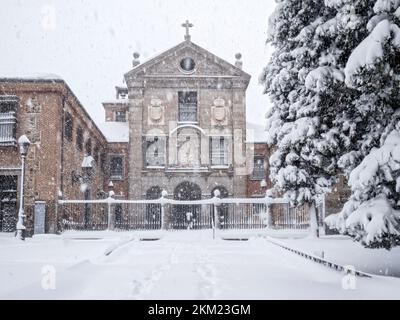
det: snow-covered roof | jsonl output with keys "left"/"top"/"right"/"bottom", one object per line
{"left": 102, "top": 100, "right": 129, "bottom": 105}
{"left": 0, "top": 73, "right": 63, "bottom": 81}
{"left": 98, "top": 121, "right": 129, "bottom": 143}
{"left": 125, "top": 40, "right": 251, "bottom": 82}
{"left": 246, "top": 122, "right": 267, "bottom": 143}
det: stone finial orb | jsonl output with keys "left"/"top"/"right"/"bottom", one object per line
{"left": 133, "top": 52, "right": 140, "bottom": 59}
{"left": 161, "top": 189, "right": 168, "bottom": 198}
{"left": 235, "top": 53, "right": 242, "bottom": 60}
{"left": 213, "top": 189, "right": 221, "bottom": 197}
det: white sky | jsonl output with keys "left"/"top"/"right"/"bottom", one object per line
{"left": 0, "top": 0, "right": 275, "bottom": 128}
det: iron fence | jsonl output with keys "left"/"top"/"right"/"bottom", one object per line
{"left": 58, "top": 195, "right": 311, "bottom": 232}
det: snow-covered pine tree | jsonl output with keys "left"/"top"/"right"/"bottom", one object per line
{"left": 261, "top": 0, "right": 372, "bottom": 235}
{"left": 261, "top": 0, "right": 341, "bottom": 237}
{"left": 325, "top": 0, "right": 400, "bottom": 249}
{"left": 326, "top": 120, "right": 400, "bottom": 248}
{"left": 306, "top": 0, "right": 376, "bottom": 177}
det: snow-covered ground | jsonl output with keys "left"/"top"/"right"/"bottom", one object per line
{"left": 275, "top": 234, "right": 400, "bottom": 277}
{"left": 0, "top": 230, "right": 399, "bottom": 300}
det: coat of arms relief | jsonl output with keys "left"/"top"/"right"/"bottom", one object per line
{"left": 148, "top": 98, "right": 165, "bottom": 125}
{"left": 211, "top": 97, "right": 228, "bottom": 126}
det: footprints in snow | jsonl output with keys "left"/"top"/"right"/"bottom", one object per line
{"left": 129, "top": 243, "right": 220, "bottom": 299}
{"left": 130, "top": 244, "right": 180, "bottom": 299}
{"left": 195, "top": 246, "right": 219, "bottom": 299}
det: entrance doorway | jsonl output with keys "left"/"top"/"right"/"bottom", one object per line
{"left": 0, "top": 176, "right": 18, "bottom": 232}
{"left": 172, "top": 181, "right": 202, "bottom": 229}
{"left": 146, "top": 186, "right": 162, "bottom": 229}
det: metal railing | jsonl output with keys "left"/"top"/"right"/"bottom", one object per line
{"left": 58, "top": 194, "right": 310, "bottom": 232}
{"left": 178, "top": 103, "right": 197, "bottom": 122}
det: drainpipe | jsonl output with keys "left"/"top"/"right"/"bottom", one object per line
{"left": 56, "top": 96, "right": 66, "bottom": 233}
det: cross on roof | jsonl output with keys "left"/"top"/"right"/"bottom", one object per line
{"left": 182, "top": 20, "right": 193, "bottom": 41}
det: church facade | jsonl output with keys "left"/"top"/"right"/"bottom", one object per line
{"left": 121, "top": 34, "right": 251, "bottom": 201}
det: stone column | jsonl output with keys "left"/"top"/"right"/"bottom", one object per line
{"left": 128, "top": 87, "right": 144, "bottom": 199}
{"left": 232, "top": 88, "right": 247, "bottom": 197}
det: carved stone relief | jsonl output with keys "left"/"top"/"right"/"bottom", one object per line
{"left": 211, "top": 97, "right": 228, "bottom": 126}
{"left": 148, "top": 98, "right": 165, "bottom": 125}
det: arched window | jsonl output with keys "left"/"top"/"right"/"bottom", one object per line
{"left": 146, "top": 186, "right": 162, "bottom": 199}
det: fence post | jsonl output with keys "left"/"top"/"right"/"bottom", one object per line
{"left": 160, "top": 190, "right": 168, "bottom": 230}
{"left": 212, "top": 189, "right": 221, "bottom": 239}
{"left": 107, "top": 190, "right": 115, "bottom": 231}
{"left": 264, "top": 190, "right": 273, "bottom": 228}
{"left": 57, "top": 196, "right": 64, "bottom": 233}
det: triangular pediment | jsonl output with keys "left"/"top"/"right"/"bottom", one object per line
{"left": 124, "top": 40, "right": 250, "bottom": 81}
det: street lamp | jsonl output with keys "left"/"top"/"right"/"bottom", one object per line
{"left": 107, "top": 181, "right": 115, "bottom": 199}
{"left": 260, "top": 179, "right": 267, "bottom": 193}
{"left": 16, "top": 135, "right": 31, "bottom": 240}
{"left": 80, "top": 155, "right": 95, "bottom": 228}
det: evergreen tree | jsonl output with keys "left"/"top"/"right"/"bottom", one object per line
{"left": 308, "top": 0, "right": 376, "bottom": 177}
{"left": 262, "top": 0, "right": 363, "bottom": 236}
{"left": 325, "top": 0, "right": 400, "bottom": 248}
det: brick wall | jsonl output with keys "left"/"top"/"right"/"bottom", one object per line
{"left": 246, "top": 142, "right": 272, "bottom": 197}
{"left": 0, "top": 79, "right": 108, "bottom": 235}
{"left": 103, "top": 102, "right": 128, "bottom": 122}
{"left": 107, "top": 142, "right": 129, "bottom": 198}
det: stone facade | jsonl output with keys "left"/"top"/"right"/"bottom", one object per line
{"left": 123, "top": 39, "right": 251, "bottom": 200}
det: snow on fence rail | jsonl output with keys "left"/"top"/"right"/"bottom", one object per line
{"left": 266, "top": 237, "right": 372, "bottom": 278}
{"left": 58, "top": 194, "right": 310, "bottom": 231}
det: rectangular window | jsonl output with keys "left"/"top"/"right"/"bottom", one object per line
{"left": 252, "top": 156, "right": 265, "bottom": 180}
{"left": 115, "top": 110, "right": 126, "bottom": 122}
{"left": 110, "top": 155, "right": 124, "bottom": 179}
{"left": 76, "top": 126, "right": 83, "bottom": 151}
{"left": 85, "top": 138, "right": 92, "bottom": 155}
{"left": 93, "top": 146, "right": 99, "bottom": 164}
{"left": 100, "top": 153, "right": 107, "bottom": 172}
{"left": 178, "top": 91, "right": 197, "bottom": 122}
{"left": 64, "top": 112, "right": 73, "bottom": 141}
{"left": 144, "top": 136, "right": 166, "bottom": 167}
{"left": 211, "top": 136, "right": 228, "bottom": 166}
{"left": 0, "top": 96, "right": 18, "bottom": 146}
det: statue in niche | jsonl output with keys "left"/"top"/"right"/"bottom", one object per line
{"left": 177, "top": 129, "right": 201, "bottom": 167}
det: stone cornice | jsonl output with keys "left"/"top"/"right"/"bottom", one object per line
{"left": 127, "top": 77, "right": 249, "bottom": 90}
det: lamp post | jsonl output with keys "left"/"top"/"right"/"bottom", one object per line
{"left": 16, "top": 135, "right": 31, "bottom": 240}
{"left": 81, "top": 155, "right": 94, "bottom": 228}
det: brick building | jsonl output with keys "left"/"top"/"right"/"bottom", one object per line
{"left": 98, "top": 87, "right": 130, "bottom": 199}
{"left": 0, "top": 77, "right": 108, "bottom": 234}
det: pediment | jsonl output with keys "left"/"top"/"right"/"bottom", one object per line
{"left": 125, "top": 41, "right": 250, "bottom": 81}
